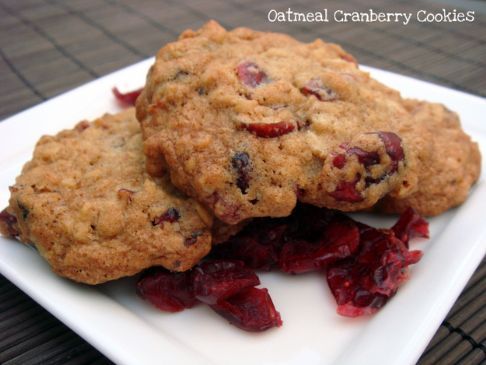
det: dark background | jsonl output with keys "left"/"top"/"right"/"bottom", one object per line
{"left": 0, "top": 0, "right": 485, "bottom": 364}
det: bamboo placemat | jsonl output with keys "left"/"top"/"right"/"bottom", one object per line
{"left": 0, "top": 0, "right": 485, "bottom": 364}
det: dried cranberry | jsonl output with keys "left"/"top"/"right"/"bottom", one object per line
{"left": 152, "top": 207, "right": 180, "bottom": 226}
{"left": 279, "top": 218, "right": 360, "bottom": 274}
{"left": 209, "top": 204, "right": 427, "bottom": 319}
{"left": 136, "top": 268, "right": 197, "bottom": 312}
{"left": 211, "top": 287, "right": 282, "bottom": 332}
{"left": 236, "top": 61, "right": 268, "bottom": 87}
{"left": 231, "top": 152, "right": 251, "bottom": 194}
{"left": 112, "top": 87, "right": 143, "bottom": 106}
{"left": 330, "top": 176, "right": 363, "bottom": 202}
{"left": 392, "top": 207, "right": 429, "bottom": 246}
{"left": 300, "top": 78, "right": 337, "bottom": 101}
{"left": 212, "top": 218, "right": 300, "bottom": 271}
{"left": 214, "top": 234, "right": 279, "bottom": 271}
{"left": 212, "top": 205, "right": 337, "bottom": 270}
{"left": 0, "top": 208, "right": 19, "bottom": 237}
{"left": 326, "top": 223, "right": 422, "bottom": 317}
{"left": 343, "top": 145, "right": 380, "bottom": 168}
{"left": 377, "top": 132, "right": 404, "bottom": 173}
{"left": 242, "top": 121, "right": 295, "bottom": 138}
{"left": 193, "top": 260, "right": 260, "bottom": 305}
{"left": 332, "top": 154, "right": 346, "bottom": 169}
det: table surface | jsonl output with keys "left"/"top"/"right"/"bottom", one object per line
{"left": 0, "top": 0, "right": 485, "bottom": 364}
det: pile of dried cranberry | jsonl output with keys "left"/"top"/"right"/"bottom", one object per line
{"left": 137, "top": 204, "right": 428, "bottom": 331}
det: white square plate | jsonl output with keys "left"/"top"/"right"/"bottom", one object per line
{"left": 0, "top": 59, "right": 485, "bottom": 365}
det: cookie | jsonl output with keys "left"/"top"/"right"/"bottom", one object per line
{"left": 137, "top": 21, "right": 418, "bottom": 224}
{"left": 0, "top": 109, "right": 216, "bottom": 284}
{"left": 376, "top": 100, "right": 481, "bottom": 216}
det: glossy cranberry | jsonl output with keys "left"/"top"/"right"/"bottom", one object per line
{"left": 213, "top": 227, "right": 282, "bottom": 271}
{"left": 326, "top": 222, "right": 422, "bottom": 317}
{"left": 211, "top": 287, "right": 282, "bottom": 331}
{"left": 0, "top": 209, "right": 18, "bottom": 237}
{"left": 279, "top": 218, "right": 360, "bottom": 274}
{"left": 212, "top": 205, "right": 338, "bottom": 270}
{"left": 392, "top": 207, "right": 429, "bottom": 246}
{"left": 152, "top": 207, "right": 180, "bottom": 226}
{"left": 236, "top": 61, "right": 268, "bottom": 87}
{"left": 332, "top": 154, "right": 346, "bottom": 169}
{"left": 112, "top": 87, "right": 143, "bottom": 106}
{"left": 136, "top": 268, "right": 197, "bottom": 312}
{"left": 300, "top": 78, "right": 337, "bottom": 101}
{"left": 231, "top": 152, "right": 251, "bottom": 194}
{"left": 377, "top": 132, "right": 404, "bottom": 173}
{"left": 193, "top": 260, "right": 260, "bottom": 305}
{"left": 330, "top": 176, "right": 363, "bottom": 202}
{"left": 343, "top": 146, "right": 380, "bottom": 167}
{"left": 243, "top": 121, "right": 295, "bottom": 138}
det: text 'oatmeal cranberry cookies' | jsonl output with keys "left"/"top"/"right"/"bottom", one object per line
{"left": 377, "top": 100, "right": 481, "bottom": 216}
{"left": 0, "top": 109, "right": 217, "bottom": 284}
{"left": 137, "top": 21, "right": 420, "bottom": 224}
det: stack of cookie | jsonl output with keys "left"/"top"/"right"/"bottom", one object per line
{"left": 0, "top": 21, "right": 480, "bottom": 284}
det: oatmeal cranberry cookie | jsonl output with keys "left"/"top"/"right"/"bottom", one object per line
{"left": 376, "top": 100, "right": 481, "bottom": 216}
{"left": 137, "top": 21, "right": 418, "bottom": 224}
{"left": 0, "top": 109, "right": 216, "bottom": 284}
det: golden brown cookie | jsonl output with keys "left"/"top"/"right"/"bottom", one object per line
{"left": 376, "top": 100, "right": 481, "bottom": 216}
{"left": 137, "top": 21, "right": 419, "bottom": 224}
{"left": 0, "top": 109, "right": 215, "bottom": 284}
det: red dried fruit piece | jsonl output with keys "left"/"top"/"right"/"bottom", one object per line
{"left": 136, "top": 268, "right": 197, "bottom": 312}
{"left": 243, "top": 121, "right": 295, "bottom": 138}
{"left": 332, "top": 154, "right": 346, "bottom": 169}
{"left": 326, "top": 223, "right": 422, "bottom": 317}
{"left": 330, "top": 176, "right": 363, "bottom": 202}
{"left": 212, "top": 205, "right": 337, "bottom": 270}
{"left": 112, "top": 87, "right": 143, "bottom": 106}
{"left": 215, "top": 234, "right": 279, "bottom": 271}
{"left": 279, "top": 218, "right": 360, "bottom": 274}
{"left": 153, "top": 207, "right": 180, "bottom": 226}
{"left": 335, "top": 292, "right": 388, "bottom": 317}
{"left": 300, "top": 78, "right": 337, "bottom": 101}
{"left": 211, "top": 287, "right": 282, "bottom": 332}
{"left": 343, "top": 145, "right": 380, "bottom": 168}
{"left": 377, "top": 132, "right": 404, "bottom": 173}
{"left": 236, "top": 61, "right": 268, "bottom": 87}
{"left": 0, "top": 208, "right": 19, "bottom": 237}
{"left": 193, "top": 260, "right": 260, "bottom": 305}
{"left": 231, "top": 152, "right": 251, "bottom": 194}
{"left": 392, "top": 207, "right": 429, "bottom": 246}
{"left": 213, "top": 221, "right": 292, "bottom": 271}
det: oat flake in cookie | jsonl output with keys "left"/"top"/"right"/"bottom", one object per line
{"left": 0, "top": 109, "right": 214, "bottom": 284}
{"left": 137, "top": 21, "right": 419, "bottom": 224}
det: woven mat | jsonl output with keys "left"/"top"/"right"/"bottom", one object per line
{"left": 0, "top": 0, "right": 485, "bottom": 364}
